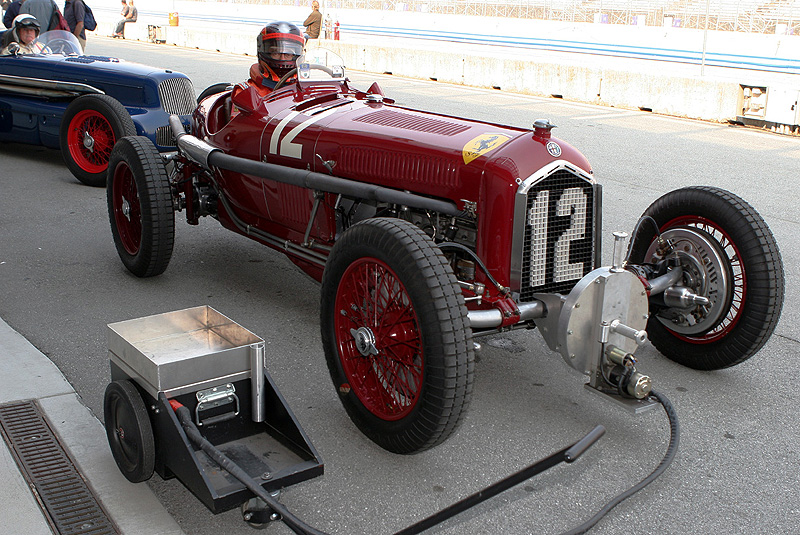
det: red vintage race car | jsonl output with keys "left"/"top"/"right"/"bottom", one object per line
{"left": 106, "top": 50, "right": 784, "bottom": 454}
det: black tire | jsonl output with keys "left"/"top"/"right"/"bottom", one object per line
{"left": 320, "top": 218, "right": 474, "bottom": 454}
{"left": 107, "top": 136, "right": 175, "bottom": 277}
{"left": 197, "top": 82, "right": 232, "bottom": 103}
{"left": 59, "top": 94, "right": 137, "bottom": 187}
{"left": 628, "top": 186, "right": 784, "bottom": 370}
{"left": 104, "top": 380, "right": 155, "bottom": 483}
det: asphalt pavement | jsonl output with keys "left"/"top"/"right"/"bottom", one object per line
{"left": 2, "top": 22, "right": 799, "bottom": 535}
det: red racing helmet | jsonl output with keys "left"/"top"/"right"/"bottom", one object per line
{"left": 256, "top": 21, "right": 304, "bottom": 77}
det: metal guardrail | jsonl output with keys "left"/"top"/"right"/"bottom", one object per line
{"left": 337, "top": 23, "right": 800, "bottom": 74}
{"left": 216, "top": 0, "right": 800, "bottom": 34}
{"left": 104, "top": 4, "right": 799, "bottom": 75}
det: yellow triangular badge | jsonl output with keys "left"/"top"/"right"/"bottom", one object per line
{"left": 462, "top": 134, "right": 510, "bottom": 164}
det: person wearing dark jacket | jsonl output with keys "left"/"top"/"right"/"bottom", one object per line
{"left": 3, "top": 0, "right": 24, "bottom": 29}
{"left": 64, "top": 0, "right": 85, "bottom": 50}
{"left": 19, "top": 0, "right": 53, "bottom": 31}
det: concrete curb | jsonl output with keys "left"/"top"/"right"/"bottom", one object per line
{"left": 0, "top": 318, "right": 184, "bottom": 535}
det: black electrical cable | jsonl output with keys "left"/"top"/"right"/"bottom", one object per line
{"left": 172, "top": 390, "right": 677, "bottom": 535}
{"left": 624, "top": 215, "right": 662, "bottom": 263}
{"left": 172, "top": 404, "right": 330, "bottom": 535}
{"left": 438, "top": 241, "right": 509, "bottom": 296}
{"left": 558, "top": 390, "right": 680, "bottom": 535}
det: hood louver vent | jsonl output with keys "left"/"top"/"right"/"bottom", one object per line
{"left": 340, "top": 147, "right": 459, "bottom": 187}
{"left": 354, "top": 109, "right": 469, "bottom": 136}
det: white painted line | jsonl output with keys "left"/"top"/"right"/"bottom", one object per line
{"left": 573, "top": 111, "right": 641, "bottom": 120}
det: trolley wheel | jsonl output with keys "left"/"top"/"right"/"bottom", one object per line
{"left": 241, "top": 494, "right": 281, "bottom": 528}
{"left": 104, "top": 380, "right": 155, "bottom": 483}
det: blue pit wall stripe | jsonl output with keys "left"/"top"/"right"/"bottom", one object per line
{"left": 117, "top": 9, "right": 800, "bottom": 75}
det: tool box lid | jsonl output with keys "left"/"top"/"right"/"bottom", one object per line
{"left": 107, "top": 306, "right": 263, "bottom": 398}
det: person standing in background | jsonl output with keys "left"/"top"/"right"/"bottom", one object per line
{"left": 3, "top": 0, "right": 25, "bottom": 29}
{"left": 303, "top": 0, "right": 321, "bottom": 42}
{"left": 64, "top": 0, "right": 85, "bottom": 51}
{"left": 19, "top": 0, "right": 53, "bottom": 31}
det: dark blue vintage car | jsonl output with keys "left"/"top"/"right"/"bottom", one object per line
{"left": 0, "top": 30, "right": 195, "bottom": 186}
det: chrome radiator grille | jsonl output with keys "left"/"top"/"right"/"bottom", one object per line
{"left": 517, "top": 167, "right": 597, "bottom": 302}
{"left": 155, "top": 125, "right": 173, "bottom": 147}
{"left": 157, "top": 77, "right": 196, "bottom": 115}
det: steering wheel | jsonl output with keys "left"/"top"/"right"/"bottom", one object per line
{"left": 41, "top": 39, "right": 73, "bottom": 55}
{"left": 272, "top": 64, "right": 338, "bottom": 91}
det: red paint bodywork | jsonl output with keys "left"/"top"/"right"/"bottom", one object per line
{"left": 192, "top": 79, "right": 592, "bottom": 299}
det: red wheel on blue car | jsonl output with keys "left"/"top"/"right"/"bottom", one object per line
{"left": 107, "top": 136, "right": 174, "bottom": 278}
{"left": 320, "top": 218, "right": 474, "bottom": 454}
{"left": 60, "top": 94, "right": 136, "bottom": 187}
{"left": 628, "top": 186, "right": 784, "bottom": 370}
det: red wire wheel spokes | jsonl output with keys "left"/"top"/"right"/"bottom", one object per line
{"left": 334, "top": 257, "right": 423, "bottom": 421}
{"left": 60, "top": 95, "right": 136, "bottom": 187}
{"left": 106, "top": 136, "right": 175, "bottom": 278}
{"left": 628, "top": 186, "right": 784, "bottom": 370}
{"left": 67, "top": 109, "right": 117, "bottom": 174}
{"left": 110, "top": 160, "right": 142, "bottom": 256}
{"left": 321, "top": 218, "right": 473, "bottom": 453}
{"left": 659, "top": 215, "right": 744, "bottom": 344}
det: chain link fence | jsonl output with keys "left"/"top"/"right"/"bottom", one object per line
{"left": 229, "top": 0, "right": 799, "bottom": 34}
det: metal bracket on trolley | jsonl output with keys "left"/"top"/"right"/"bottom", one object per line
{"left": 195, "top": 383, "right": 239, "bottom": 426}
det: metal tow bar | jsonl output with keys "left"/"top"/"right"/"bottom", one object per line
{"left": 170, "top": 398, "right": 604, "bottom": 535}
{"left": 394, "top": 425, "right": 606, "bottom": 535}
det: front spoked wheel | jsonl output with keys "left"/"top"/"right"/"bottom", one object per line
{"left": 629, "top": 186, "right": 784, "bottom": 370}
{"left": 321, "top": 218, "right": 474, "bottom": 454}
{"left": 107, "top": 136, "right": 175, "bottom": 277}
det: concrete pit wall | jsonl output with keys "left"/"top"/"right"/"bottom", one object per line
{"left": 98, "top": 17, "right": 744, "bottom": 124}
{"left": 322, "top": 41, "right": 742, "bottom": 121}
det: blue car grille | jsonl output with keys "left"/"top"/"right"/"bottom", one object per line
{"left": 158, "top": 77, "right": 196, "bottom": 115}
{"left": 155, "top": 126, "right": 173, "bottom": 148}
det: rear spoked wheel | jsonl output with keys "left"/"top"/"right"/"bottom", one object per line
{"left": 321, "top": 218, "right": 474, "bottom": 454}
{"left": 629, "top": 186, "right": 784, "bottom": 370}
{"left": 60, "top": 94, "right": 136, "bottom": 187}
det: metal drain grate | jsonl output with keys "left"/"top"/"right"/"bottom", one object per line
{"left": 0, "top": 400, "right": 120, "bottom": 535}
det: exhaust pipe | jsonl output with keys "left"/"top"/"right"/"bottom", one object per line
{"left": 168, "top": 116, "right": 461, "bottom": 217}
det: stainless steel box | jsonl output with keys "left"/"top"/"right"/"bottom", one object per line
{"left": 107, "top": 305, "right": 263, "bottom": 399}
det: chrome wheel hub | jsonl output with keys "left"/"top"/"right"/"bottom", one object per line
{"left": 83, "top": 130, "right": 95, "bottom": 152}
{"left": 350, "top": 327, "right": 379, "bottom": 356}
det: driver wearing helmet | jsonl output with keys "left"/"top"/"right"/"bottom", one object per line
{"left": 233, "top": 21, "right": 304, "bottom": 99}
{"left": 1, "top": 14, "right": 45, "bottom": 55}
